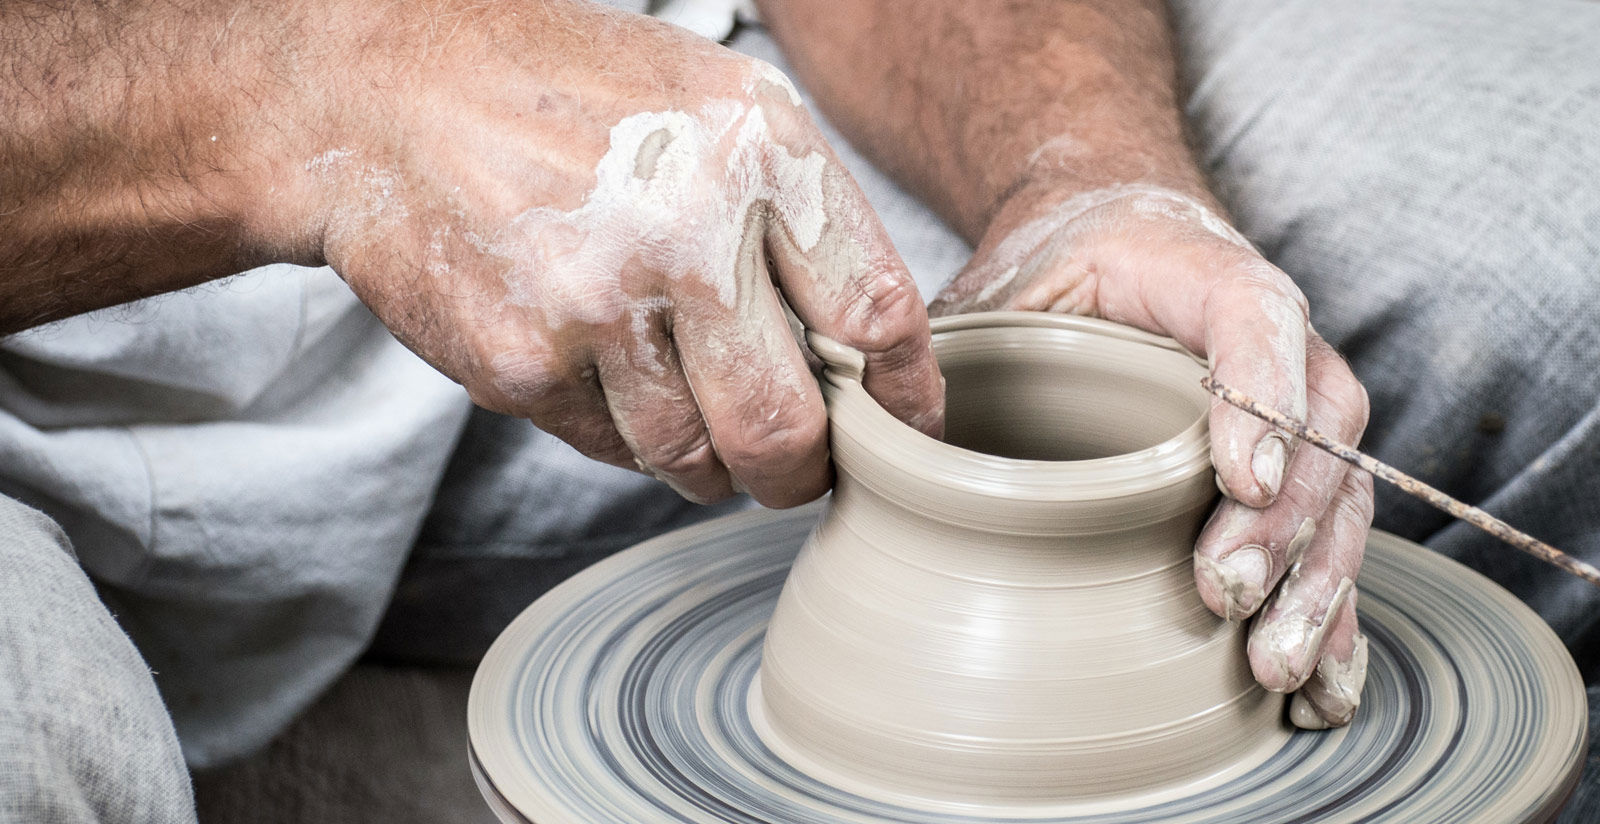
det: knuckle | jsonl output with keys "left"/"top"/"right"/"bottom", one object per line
{"left": 1347, "top": 378, "right": 1372, "bottom": 431}
{"left": 1218, "top": 259, "right": 1310, "bottom": 320}
{"left": 837, "top": 267, "right": 927, "bottom": 361}
{"left": 565, "top": 427, "right": 632, "bottom": 466}
{"left": 518, "top": 392, "right": 626, "bottom": 463}
{"left": 716, "top": 403, "right": 826, "bottom": 472}
{"left": 1218, "top": 258, "right": 1282, "bottom": 292}
{"left": 471, "top": 334, "right": 566, "bottom": 413}
{"left": 734, "top": 55, "right": 803, "bottom": 108}
{"left": 1329, "top": 471, "right": 1377, "bottom": 530}
{"left": 1312, "top": 358, "right": 1372, "bottom": 436}
{"left": 640, "top": 427, "right": 720, "bottom": 481}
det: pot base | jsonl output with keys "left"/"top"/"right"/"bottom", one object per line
{"left": 746, "top": 675, "right": 1292, "bottom": 818}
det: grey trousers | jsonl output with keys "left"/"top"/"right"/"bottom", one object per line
{"left": 4, "top": 0, "right": 1600, "bottom": 820}
{"left": 0, "top": 496, "right": 195, "bottom": 821}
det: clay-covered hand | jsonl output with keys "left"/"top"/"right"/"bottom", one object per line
{"left": 280, "top": 1, "right": 942, "bottom": 507}
{"left": 930, "top": 183, "right": 1373, "bottom": 729}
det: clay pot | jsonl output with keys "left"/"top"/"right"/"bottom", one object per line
{"left": 752, "top": 312, "right": 1288, "bottom": 813}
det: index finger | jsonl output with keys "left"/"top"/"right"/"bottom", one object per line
{"left": 762, "top": 159, "right": 945, "bottom": 439}
{"left": 1098, "top": 242, "right": 1310, "bottom": 510}
{"left": 1200, "top": 261, "right": 1311, "bottom": 510}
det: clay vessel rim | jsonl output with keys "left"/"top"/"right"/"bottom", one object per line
{"left": 809, "top": 312, "right": 1212, "bottom": 501}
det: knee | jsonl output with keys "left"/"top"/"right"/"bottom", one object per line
{"left": 0, "top": 495, "right": 75, "bottom": 562}
{"left": 1180, "top": 0, "right": 1600, "bottom": 351}
{"left": 1298, "top": 186, "right": 1600, "bottom": 403}
{"left": 0, "top": 496, "right": 196, "bottom": 823}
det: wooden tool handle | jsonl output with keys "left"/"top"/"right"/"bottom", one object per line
{"left": 1203, "top": 377, "right": 1600, "bottom": 589}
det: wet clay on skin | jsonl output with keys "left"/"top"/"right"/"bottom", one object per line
{"left": 753, "top": 313, "right": 1290, "bottom": 812}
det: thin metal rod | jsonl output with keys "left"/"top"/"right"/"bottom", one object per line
{"left": 1203, "top": 377, "right": 1600, "bottom": 589}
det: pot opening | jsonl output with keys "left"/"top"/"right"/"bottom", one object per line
{"left": 938, "top": 349, "right": 1202, "bottom": 462}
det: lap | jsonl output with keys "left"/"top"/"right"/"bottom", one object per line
{"left": 1171, "top": 0, "right": 1600, "bottom": 438}
{"left": 0, "top": 495, "right": 193, "bottom": 824}
{"left": 1172, "top": 0, "right": 1600, "bottom": 416}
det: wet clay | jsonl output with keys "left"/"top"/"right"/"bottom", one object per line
{"left": 753, "top": 312, "right": 1289, "bottom": 811}
{"left": 465, "top": 313, "right": 1587, "bottom": 824}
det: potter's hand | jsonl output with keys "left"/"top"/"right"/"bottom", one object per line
{"left": 0, "top": 1, "right": 941, "bottom": 505}
{"left": 306, "top": 3, "right": 943, "bottom": 507}
{"left": 931, "top": 184, "right": 1373, "bottom": 729}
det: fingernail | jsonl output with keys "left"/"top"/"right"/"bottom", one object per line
{"left": 1288, "top": 691, "right": 1331, "bottom": 730}
{"left": 1286, "top": 517, "right": 1317, "bottom": 568}
{"left": 1218, "top": 545, "right": 1271, "bottom": 619}
{"left": 1251, "top": 577, "right": 1354, "bottom": 692}
{"left": 1289, "top": 632, "right": 1369, "bottom": 730}
{"left": 1251, "top": 433, "right": 1288, "bottom": 497}
{"left": 1214, "top": 472, "right": 1234, "bottom": 500}
{"left": 730, "top": 475, "right": 750, "bottom": 495}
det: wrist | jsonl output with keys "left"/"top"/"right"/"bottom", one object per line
{"left": 115, "top": 0, "right": 395, "bottom": 272}
{"left": 0, "top": 0, "right": 349, "bottom": 329}
{"left": 210, "top": 0, "right": 380, "bottom": 269}
{"left": 934, "top": 177, "right": 1251, "bottom": 317}
{"left": 981, "top": 137, "right": 1223, "bottom": 247}
{"left": 27, "top": 0, "right": 349, "bottom": 270}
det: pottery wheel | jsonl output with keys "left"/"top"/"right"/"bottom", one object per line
{"left": 468, "top": 502, "right": 1586, "bottom": 824}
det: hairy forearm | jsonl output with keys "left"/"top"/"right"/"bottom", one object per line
{"left": 0, "top": 0, "right": 331, "bottom": 333}
{"left": 758, "top": 0, "right": 1212, "bottom": 242}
